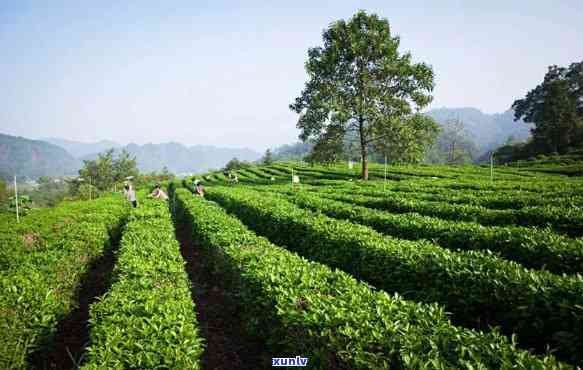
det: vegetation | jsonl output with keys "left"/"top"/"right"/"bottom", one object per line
{"left": 205, "top": 185, "right": 583, "bottom": 364}
{"left": 425, "top": 118, "right": 478, "bottom": 164}
{"left": 512, "top": 61, "right": 583, "bottom": 155}
{"left": 253, "top": 186, "right": 583, "bottom": 274}
{"left": 174, "top": 186, "right": 565, "bottom": 369}
{"left": 0, "top": 179, "right": 7, "bottom": 206}
{"left": 0, "top": 133, "right": 80, "bottom": 181}
{"left": 4, "top": 10, "right": 583, "bottom": 369}
{"left": 74, "top": 149, "right": 138, "bottom": 193}
{"left": 0, "top": 195, "right": 128, "bottom": 369}
{"left": 222, "top": 157, "right": 252, "bottom": 173}
{"left": 290, "top": 11, "right": 436, "bottom": 180}
{"left": 262, "top": 149, "right": 274, "bottom": 165}
{"left": 82, "top": 197, "right": 203, "bottom": 369}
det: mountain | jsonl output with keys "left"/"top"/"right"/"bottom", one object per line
{"left": 81, "top": 142, "right": 261, "bottom": 173}
{"left": 43, "top": 138, "right": 121, "bottom": 158}
{"left": 0, "top": 134, "right": 81, "bottom": 181}
{"left": 425, "top": 108, "right": 532, "bottom": 152}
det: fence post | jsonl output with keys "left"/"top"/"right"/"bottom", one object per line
{"left": 14, "top": 175, "right": 20, "bottom": 223}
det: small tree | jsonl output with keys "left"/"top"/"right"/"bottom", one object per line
{"left": 78, "top": 148, "right": 138, "bottom": 193}
{"left": 0, "top": 179, "right": 7, "bottom": 205}
{"left": 374, "top": 114, "right": 440, "bottom": 164}
{"left": 223, "top": 157, "right": 251, "bottom": 172}
{"left": 305, "top": 124, "right": 345, "bottom": 165}
{"left": 113, "top": 149, "right": 138, "bottom": 186}
{"left": 78, "top": 184, "right": 98, "bottom": 201}
{"left": 9, "top": 195, "right": 32, "bottom": 215}
{"left": 262, "top": 149, "right": 274, "bottom": 165}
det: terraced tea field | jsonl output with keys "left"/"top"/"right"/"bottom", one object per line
{"left": 2, "top": 163, "right": 583, "bottom": 369}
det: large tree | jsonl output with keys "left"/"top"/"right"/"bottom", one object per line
{"left": 512, "top": 61, "right": 583, "bottom": 154}
{"left": 290, "top": 10, "right": 435, "bottom": 179}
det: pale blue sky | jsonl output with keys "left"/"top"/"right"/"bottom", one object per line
{"left": 1, "top": 1, "right": 582, "bottom": 151}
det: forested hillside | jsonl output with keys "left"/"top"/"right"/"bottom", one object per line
{"left": 0, "top": 134, "right": 80, "bottom": 181}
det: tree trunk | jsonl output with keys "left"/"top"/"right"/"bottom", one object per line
{"left": 359, "top": 117, "right": 369, "bottom": 180}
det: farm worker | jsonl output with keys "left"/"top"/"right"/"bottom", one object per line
{"left": 124, "top": 184, "right": 138, "bottom": 208}
{"left": 195, "top": 181, "right": 205, "bottom": 197}
{"left": 150, "top": 184, "right": 169, "bottom": 200}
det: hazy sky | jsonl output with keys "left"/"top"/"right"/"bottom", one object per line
{"left": 1, "top": 1, "right": 582, "bottom": 151}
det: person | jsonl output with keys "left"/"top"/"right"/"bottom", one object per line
{"left": 150, "top": 183, "right": 169, "bottom": 200}
{"left": 124, "top": 183, "right": 137, "bottom": 208}
{"left": 195, "top": 181, "right": 205, "bottom": 197}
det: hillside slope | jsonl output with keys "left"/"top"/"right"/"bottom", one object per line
{"left": 0, "top": 134, "right": 81, "bottom": 180}
{"left": 426, "top": 108, "right": 532, "bottom": 151}
{"left": 80, "top": 142, "right": 261, "bottom": 173}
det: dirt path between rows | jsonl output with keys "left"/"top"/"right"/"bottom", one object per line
{"left": 173, "top": 220, "right": 267, "bottom": 370}
{"left": 28, "top": 242, "right": 118, "bottom": 369}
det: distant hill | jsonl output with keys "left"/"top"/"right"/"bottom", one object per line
{"left": 1, "top": 134, "right": 261, "bottom": 180}
{"left": 43, "top": 138, "right": 121, "bottom": 158}
{"left": 272, "top": 142, "right": 313, "bottom": 161}
{"left": 80, "top": 142, "right": 261, "bottom": 173}
{"left": 426, "top": 108, "right": 532, "bottom": 153}
{"left": 0, "top": 134, "right": 81, "bottom": 181}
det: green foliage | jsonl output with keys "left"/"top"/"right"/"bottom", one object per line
{"left": 8, "top": 195, "right": 32, "bottom": 215}
{"left": 0, "top": 195, "right": 128, "bottom": 369}
{"left": 374, "top": 113, "right": 441, "bottom": 163}
{"left": 260, "top": 186, "right": 583, "bottom": 275}
{"left": 174, "top": 187, "right": 564, "bottom": 369}
{"left": 26, "top": 177, "right": 68, "bottom": 207}
{"left": 81, "top": 198, "right": 203, "bottom": 369}
{"left": 0, "top": 180, "right": 6, "bottom": 205}
{"left": 78, "top": 183, "right": 99, "bottom": 201}
{"left": 425, "top": 118, "right": 478, "bottom": 164}
{"left": 206, "top": 186, "right": 583, "bottom": 365}
{"left": 290, "top": 10, "right": 435, "bottom": 179}
{"left": 77, "top": 149, "right": 139, "bottom": 193}
{"left": 0, "top": 133, "right": 80, "bottom": 181}
{"left": 222, "top": 157, "right": 252, "bottom": 172}
{"left": 513, "top": 61, "right": 583, "bottom": 154}
{"left": 272, "top": 142, "right": 313, "bottom": 161}
{"left": 262, "top": 149, "right": 274, "bottom": 165}
{"left": 319, "top": 191, "right": 583, "bottom": 237}
{"left": 304, "top": 125, "right": 345, "bottom": 165}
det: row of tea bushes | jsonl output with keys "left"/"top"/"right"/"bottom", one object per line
{"left": 206, "top": 187, "right": 583, "bottom": 365}
{"left": 81, "top": 198, "right": 203, "bottom": 369}
{"left": 0, "top": 195, "right": 129, "bottom": 370}
{"left": 256, "top": 186, "right": 583, "bottom": 275}
{"left": 173, "top": 188, "right": 566, "bottom": 369}
{"left": 314, "top": 191, "right": 583, "bottom": 237}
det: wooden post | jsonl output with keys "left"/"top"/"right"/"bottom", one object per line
{"left": 14, "top": 175, "right": 19, "bottom": 223}
{"left": 384, "top": 154, "right": 387, "bottom": 191}
{"left": 490, "top": 153, "right": 494, "bottom": 182}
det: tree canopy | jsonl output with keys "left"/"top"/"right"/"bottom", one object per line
{"left": 512, "top": 61, "right": 583, "bottom": 154}
{"left": 75, "top": 149, "right": 138, "bottom": 193}
{"left": 0, "top": 179, "right": 7, "bottom": 205}
{"left": 223, "top": 157, "right": 251, "bottom": 172}
{"left": 290, "top": 10, "right": 435, "bottom": 179}
{"left": 262, "top": 149, "right": 274, "bottom": 165}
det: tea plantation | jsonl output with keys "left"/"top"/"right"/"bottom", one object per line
{"left": 2, "top": 162, "right": 583, "bottom": 369}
